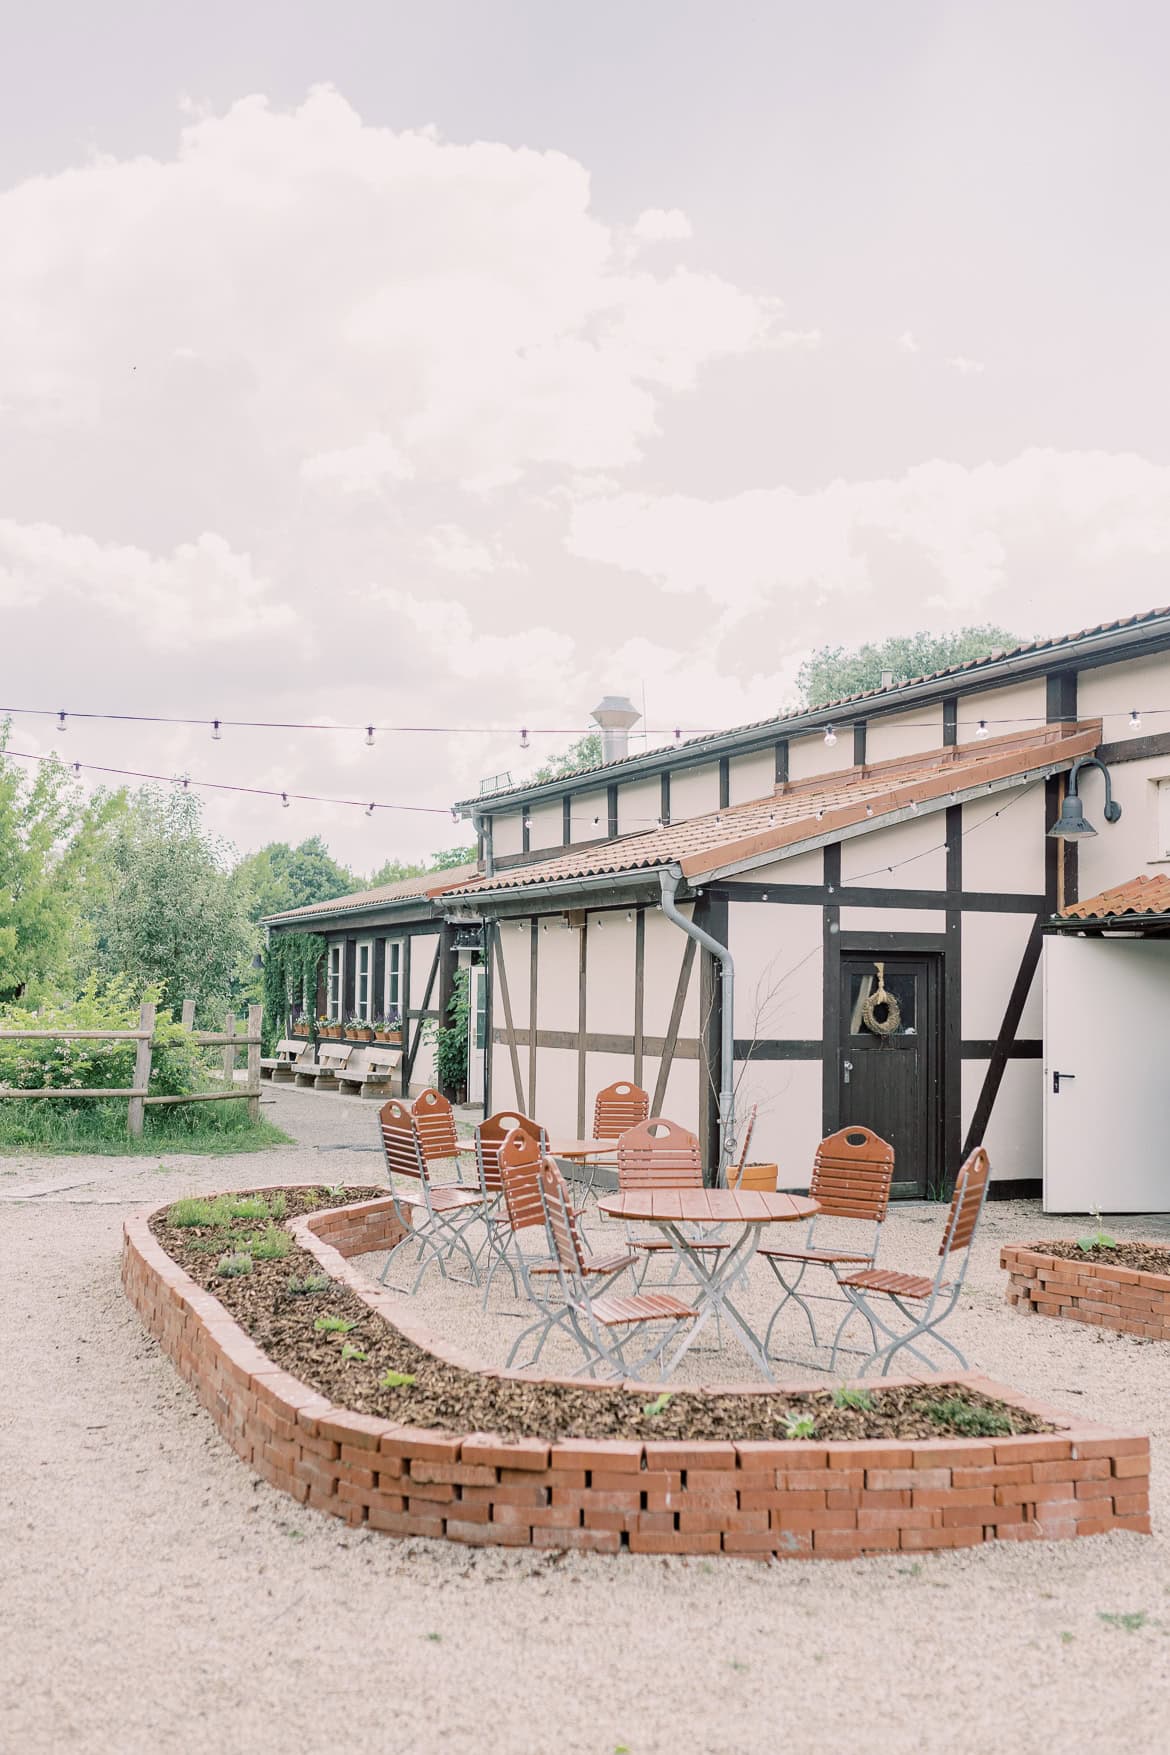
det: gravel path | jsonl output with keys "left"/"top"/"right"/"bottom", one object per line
{"left": 3, "top": 1085, "right": 1169, "bottom": 1755}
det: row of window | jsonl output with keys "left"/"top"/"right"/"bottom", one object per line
{"left": 325, "top": 939, "right": 403, "bottom": 1022}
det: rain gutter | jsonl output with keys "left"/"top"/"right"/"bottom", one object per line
{"left": 658, "top": 865, "right": 736, "bottom": 1178}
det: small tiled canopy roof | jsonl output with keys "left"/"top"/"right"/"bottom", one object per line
{"left": 263, "top": 863, "right": 480, "bottom": 926}
{"left": 446, "top": 723, "right": 1099, "bottom": 899}
{"left": 1057, "top": 874, "right": 1170, "bottom": 924}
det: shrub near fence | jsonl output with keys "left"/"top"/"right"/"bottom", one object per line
{"left": 0, "top": 978, "right": 262, "bottom": 1138}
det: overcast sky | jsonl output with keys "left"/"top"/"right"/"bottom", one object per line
{"left": 3, "top": 1, "right": 1168, "bottom": 871}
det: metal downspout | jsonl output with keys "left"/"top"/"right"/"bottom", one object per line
{"left": 658, "top": 866, "right": 736, "bottom": 1178}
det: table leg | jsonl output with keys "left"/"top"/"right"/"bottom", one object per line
{"left": 658, "top": 1223, "right": 775, "bottom": 1381}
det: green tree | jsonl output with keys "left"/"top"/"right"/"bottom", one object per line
{"left": 528, "top": 732, "right": 603, "bottom": 784}
{"left": 236, "top": 837, "right": 356, "bottom": 922}
{"left": 92, "top": 787, "right": 253, "bottom": 1020}
{"left": 428, "top": 843, "right": 476, "bottom": 871}
{"left": 796, "top": 627, "right": 1021, "bottom": 708}
{"left": 366, "top": 856, "right": 427, "bottom": 888}
{"left": 0, "top": 731, "right": 121, "bottom": 1003}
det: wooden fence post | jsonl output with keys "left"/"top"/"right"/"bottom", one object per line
{"left": 246, "top": 1004, "right": 262, "bottom": 1123}
{"left": 127, "top": 1002, "right": 156, "bottom": 1137}
{"left": 222, "top": 1010, "right": 237, "bottom": 1086}
{"left": 180, "top": 998, "right": 196, "bottom": 1031}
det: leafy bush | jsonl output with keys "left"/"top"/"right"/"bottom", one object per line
{"left": 167, "top": 1196, "right": 235, "bottom": 1228}
{"left": 0, "top": 975, "right": 201, "bottom": 1101}
{"left": 920, "top": 1396, "right": 1015, "bottom": 1438}
{"left": 217, "top": 1252, "right": 254, "bottom": 1278}
{"left": 244, "top": 1225, "right": 291, "bottom": 1261}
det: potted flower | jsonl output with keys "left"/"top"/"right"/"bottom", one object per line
{"left": 376, "top": 1009, "right": 403, "bottom": 1045}
{"left": 291, "top": 1012, "right": 309, "bottom": 1038}
{"left": 345, "top": 1014, "right": 374, "bottom": 1043}
{"left": 317, "top": 1014, "right": 339, "bottom": 1040}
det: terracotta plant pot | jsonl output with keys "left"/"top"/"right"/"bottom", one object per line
{"left": 732, "top": 1162, "right": 779, "bottom": 1193}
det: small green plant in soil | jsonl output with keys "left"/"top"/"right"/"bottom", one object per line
{"left": 1078, "top": 1208, "right": 1117, "bottom": 1253}
{"left": 642, "top": 1392, "right": 673, "bottom": 1417}
{"left": 379, "top": 1369, "right": 417, "bottom": 1389}
{"left": 168, "top": 1195, "right": 234, "bottom": 1228}
{"left": 226, "top": 1195, "right": 273, "bottom": 1221}
{"left": 243, "top": 1225, "right": 291, "bottom": 1261}
{"left": 784, "top": 1413, "right": 817, "bottom": 1440}
{"left": 832, "top": 1385, "right": 875, "bottom": 1410}
{"left": 921, "top": 1396, "right": 1015, "bottom": 1437}
{"left": 314, "top": 1315, "right": 357, "bottom": 1334}
{"left": 323, "top": 1184, "right": 346, "bottom": 1202}
{"left": 340, "top": 1343, "right": 369, "bottom": 1362}
{"left": 217, "top": 1251, "right": 254, "bottom": 1278}
{"left": 287, "top": 1273, "right": 331, "bottom": 1296}
{"left": 1097, "top": 1611, "right": 1148, "bottom": 1632}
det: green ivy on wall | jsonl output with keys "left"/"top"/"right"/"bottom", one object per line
{"left": 261, "top": 932, "right": 325, "bottom": 1051}
{"left": 433, "top": 965, "right": 470, "bottom": 1097}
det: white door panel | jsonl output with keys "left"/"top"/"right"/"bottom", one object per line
{"left": 1043, "top": 936, "right": 1170, "bottom": 1213}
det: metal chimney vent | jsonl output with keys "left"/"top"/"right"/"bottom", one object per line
{"left": 880, "top": 668, "right": 894, "bottom": 689}
{"left": 590, "top": 695, "right": 641, "bottom": 764}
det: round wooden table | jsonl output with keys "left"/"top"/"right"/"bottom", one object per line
{"left": 596, "top": 1189, "right": 819, "bottom": 1379}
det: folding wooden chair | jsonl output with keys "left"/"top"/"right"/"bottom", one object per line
{"left": 376, "top": 1098, "right": 487, "bottom": 1292}
{"left": 832, "top": 1147, "right": 993, "bottom": 1376}
{"left": 616, "top": 1116, "right": 730, "bottom": 1284}
{"left": 759, "top": 1126, "right": 895, "bottom": 1356}
{"left": 499, "top": 1133, "right": 636, "bottom": 1369}
{"left": 593, "top": 1079, "right": 650, "bottom": 1140}
{"left": 474, "top": 1109, "right": 547, "bottom": 1303}
{"left": 411, "top": 1084, "right": 462, "bottom": 1162}
{"left": 539, "top": 1159, "right": 696, "bottom": 1379}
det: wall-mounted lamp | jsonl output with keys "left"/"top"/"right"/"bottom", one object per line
{"left": 1047, "top": 757, "right": 1122, "bottom": 840}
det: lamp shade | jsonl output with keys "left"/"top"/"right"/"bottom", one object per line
{"left": 1047, "top": 793, "right": 1097, "bottom": 839}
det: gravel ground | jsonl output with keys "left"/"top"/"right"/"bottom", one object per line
{"left": 3, "top": 1083, "right": 1169, "bottom": 1755}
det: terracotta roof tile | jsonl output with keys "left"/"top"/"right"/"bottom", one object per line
{"left": 1058, "top": 874, "right": 1170, "bottom": 922}
{"left": 447, "top": 724, "right": 1100, "bottom": 900}
{"left": 264, "top": 863, "right": 480, "bottom": 925}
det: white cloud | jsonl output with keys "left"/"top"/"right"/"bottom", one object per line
{"left": 632, "top": 207, "right": 693, "bottom": 241}
{"left": 425, "top": 524, "right": 504, "bottom": 575}
{"left": 897, "top": 330, "right": 919, "bottom": 353}
{"left": 300, "top": 432, "right": 415, "bottom": 495}
{"left": 948, "top": 355, "right": 986, "bottom": 376}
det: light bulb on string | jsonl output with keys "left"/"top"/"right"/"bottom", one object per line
{"left": 365, "top": 803, "right": 375, "bottom": 817}
{"left": 909, "top": 799, "right": 919, "bottom": 813}
{"left": 824, "top": 725, "right": 837, "bottom": 747}
{"left": 519, "top": 728, "right": 530, "bottom": 750}
{"left": 281, "top": 792, "right": 290, "bottom": 810}
{"left": 674, "top": 728, "right": 682, "bottom": 742}
{"left": 976, "top": 720, "right": 989, "bottom": 739}
{"left": 365, "top": 726, "right": 375, "bottom": 747}
{"left": 72, "top": 761, "right": 81, "bottom": 776}
{"left": 450, "top": 807, "right": 459, "bottom": 823}
{"left": 865, "top": 803, "right": 874, "bottom": 817}
{"left": 1130, "top": 711, "right": 1142, "bottom": 731}
{"left": 56, "top": 711, "right": 67, "bottom": 732}
{"left": 211, "top": 719, "right": 222, "bottom": 741}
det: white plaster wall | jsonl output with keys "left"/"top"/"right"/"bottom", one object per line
{"left": 787, "top": 729, "right": 856, "bottom": 784}
{"left": 961, "top": 1058, "right": 1042, "bottom": 1183}
{"left": 961, "top": 784, "right": 1047, "bottom": 893}
{"left": 961, "top": 912, "right": 1040, "bottom": 1038}
{"left": 586, "top": 1049, "right": 649, "bottom": 1116}
{"left": 728, "top": 901, "right": 823, "bottom": 1038}
{"left": 584, "top": 911, "right": 636, "bottom": 1034}
{"left": 639, "top": 1052, "right": 700, "bottom": 1126}
{"left": 956, "top": 679, "right": 1048, "bottom": 744}
{"left": 617, "top": 776, "right": 662, "bottom": 836}
{"left": 642, "top": 907, "right": 700, "bottom": 1035}
{"left": 731, "top": 1059, "right": 823, "bottom": 1189}
{"left": 490, "top": 1034, "right": 525, "bottom": 1112}
{"left": 840, "top": 813, "right": 947, "bottom": 888}
{"left": 838, "top": 908, "right": 947, "bottom": 936}
{"left": 1078, "top": 650, "right": 1170, "bottom": 734}
{"left": 1077, "top": 754, "right": 1170, "bottom": 894}
{"left": 532, "top": 1044, "right": 577, "bottom": 1135}
{"left": 728, "top": 750, "right": 775, "bottom": 806}
{"left": 491, "top": 811, "right": 523, "bottom": 858}
{"left": 865, "top": 704, "right": 945, "bottom": 763}
{"left": 669, "top": 762, "right": 720, "bottom": 820}
{"left": 496, "top": 919, "right": 531, "bottom": 1029}
{"left": 535, "top": 920, "right": 579, "bottom": 1033}
{"left": 527, "top": 800, "right": 563, "bottom": 851}
{"left": 734, "top": 848, "right": 825, "bottom": 886}
{"left": 570, "top": 789, "right": 609, "bottom": 842}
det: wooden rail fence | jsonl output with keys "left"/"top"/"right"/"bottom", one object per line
{"left": 0, "top": 1001, "right": 263, "bottom": 1136}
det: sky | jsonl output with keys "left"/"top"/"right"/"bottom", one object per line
{"left": 2, "top": 0, "right": 1169, "bottom": 872}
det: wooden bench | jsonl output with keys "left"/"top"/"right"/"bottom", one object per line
{"left": 336, "top": 1049, "right": 403, "bottom": 1100}
{"left": 307, "top": 1043, "right": 353, "bottom": 1091}
{"left": 260, "top": 1038, "right": 312, "bottom": 1083}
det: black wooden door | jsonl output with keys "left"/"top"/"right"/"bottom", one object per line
{"left": 838, "top": 953, "right": 942, "bottom": 1199}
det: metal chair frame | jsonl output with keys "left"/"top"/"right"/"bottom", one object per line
{"left": 376, "top": 1098, "right": 487, "bottom": 1292}
{"left": 573, "top": 1079, "right": 650, "bottom": 1195}
{"left": 831, "top": 1147, "right": 993, "bottom": 1376}
{"left": 474, "top": 1110, "right": 547, "bottom": 1304}
{"left": 539, "top": 1160, "right": 695, "bottom": 1380}
{"left": 760, "top": 1126, "right": 895, "bottom": 1358}
{"left": 615, "top": 1116, "right": 730, "bottom": 1288}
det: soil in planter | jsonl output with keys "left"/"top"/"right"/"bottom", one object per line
{"left": 151, "top": 1187, "right": 1055, "bottom": 1446}
{"left": 1027, "top": 1239, "right": 1170, "bottom": 1277}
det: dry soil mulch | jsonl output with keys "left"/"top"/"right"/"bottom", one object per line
{"left": 1028, "top": 1239, "right": 1170, "bottom": 1277}
{"left": 149, "top": 1186, "right": 1054, "bottom": 1445}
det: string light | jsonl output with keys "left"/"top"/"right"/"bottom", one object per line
{"left": 975, "top": 720, "right": 989, "bottom": 739}
{"left": 823, "top": 725, "right": 837, "bottom": 746}
{"left": 865, "top": 803, "right": 874, "bottom": 817}
{"left": 211, "top": 719, "right": 222, "bottom": 741}
{"left": 909, "top": 799, "right": 919, "bottom": 813}
{"left": 365, "top": 726, "right": 375, "bottom": 747}
{"left": 815, "top": 808, "right": 824, "bottom": 822}
{"left": 674, "top": 728, "right": 682, "bottom": 742}
{"left": 281, "top": 792, "right": 290, "bottom": 809}
{"left": 56, "top": 711, "right": 67, "bottom": 732}
{"left": 1130, "top": 710, "right": 1142, "bottom": 730}
{"left": 451, "top": 807, "right": 460, "bottom": 823}
{"left": 365, "top": 803, "right": 375, "bottom": 816}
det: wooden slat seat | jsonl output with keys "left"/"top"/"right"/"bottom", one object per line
{"left": 758, "top": 1244, "right": 872, "bottom": 1264}
{"left": 837, "top": 1268, "right": 940, "bottom": 1300}
{"left": 306, "top": 1043, "right": 353, "bottom": 1090}
{"left": 428, "top": 1184, "right": 488, "bottom": 1215}
{"left": 589, "top": 1290, "right": 697, "bottom": 1327}
{"left": 376, "top": 1097, "right": 488, "bottom": 1291}
{"left": 337, "top": 1050, "right": 402, "bottom": 1098}
{"left": 593, "top": 1080, "right": 650, "bottom": 1141}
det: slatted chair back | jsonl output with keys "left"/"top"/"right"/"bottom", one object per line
{"left": 940, "top": 1147, "right": 993, "bottom": 1260}
{"left": 477, "top": 1110, "right": 545, "bottom": 1196}
{"left": 616, "top": 1116, "right": 703, "bottom": 1190}
{"left": 378, "top": 1098, "right": 427, "bottom": 1182}
{"left": 538, "top": 1158, "right": 587, "bottom": 1278}
{"left": 725, "top": 1105, "right": 759, "bottom": 1190}
{"left": 499, "top": 1128, "right": 547, "bottom": 1234}
{"left": 412, "top": 1087, "right": 460, "bottom": 1163}
{"left": 593, "top": 1080, "right": 649, "bottom": 1142}
{"left": 809, "top": 1126, "right": 896, "bottom": 1223}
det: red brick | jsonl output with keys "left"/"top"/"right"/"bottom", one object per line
{"left": 867, "top": 1467, "right": 950, "bottom": 1492}
{"left": 549, "top": 1439, "right": 643, "bottom": 1472}
{"left": 410, "top": 1461, "right": 499, "bottom": 1487}
{"left": 552, "top": 1487, "right": 640, "bottom": 1513}
{"left": 459, "top": 1434, "right": 550, "bottom": 1471}
{"left": 644, "top": 1442, "right": 736, "bottom": 1471}
{"left": 628, "top": 1531, "right": 721, "bottom": 1554}
{"left": 446, "top": 1518, "right": 530, "bottom": 1547}
{"left": 461, "top": 1482, "right": 549, "bottom": 1507}
{"left": 813, "top": 1528, "right": 899, "bottom": 1554}
{"left": 899, "top": 1526, "right": 985, "bottom": 1551}
{"left": 531, "top": 1526, "right": 621, "bottom": 1553}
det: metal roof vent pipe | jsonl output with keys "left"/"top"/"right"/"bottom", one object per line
{"left": 591, "top": 695, "right": 641, "bottom": 764}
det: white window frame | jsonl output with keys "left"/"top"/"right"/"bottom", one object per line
{"left": 354, "top": 939, "right": 373, "bottom": 1022}
{"left": 1153, "top": 776, "right": 1170, "bottom": 864}
{"left": 327, "top": 943, "right": 344, "bottom": 1021}
{"left": 384, "top": 938, "right": 403, "bottom": 1020}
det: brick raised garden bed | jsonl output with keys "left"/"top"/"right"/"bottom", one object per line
{"left": 122, "top": 1190, "right": 1151, "bottom": 1559}
{"left": 1003, "top": 1243, "right": 1170, "bottom": 1341}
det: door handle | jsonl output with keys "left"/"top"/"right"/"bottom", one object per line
{"left": 1052, "top": 1071, "right": 1076, "bottom": 1094}
{"left": 843, "top": 1058, "right": 853, "bottom": 1086}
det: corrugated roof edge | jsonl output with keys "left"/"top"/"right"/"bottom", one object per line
{"left": 455, "top": 605, "right": 1170, "bottom": 811}
{"left": 263, "top": 863, "right": 480, "bottom": 927}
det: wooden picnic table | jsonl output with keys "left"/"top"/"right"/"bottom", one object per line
{"left": 597, "top": 1189, "right": 819, "bottom": 1379}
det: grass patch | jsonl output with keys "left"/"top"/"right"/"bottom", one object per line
{"left": 0, "top": 1098, "right": 290, "bottom": 1157}
{"left": 242, "top": 1225, "right": 291, "bottom": 1261}
{"left": 314, "top": 1315, "right": 357, "bottom": 1335}
{"left": 167, "top": 1195, "right": 236, "bottom": 1228}
{"left": 920, "top": 1395, "right": 1015, "bottom": 1438}
{"left": 287, "top": 1273, "right": 331, "bottom": 1296}
{"left": 216, "top": 1252, "right": 254, "bottom": 1278}
{"left": 833, "top": 1386, "right": 875, "bottom": 1410}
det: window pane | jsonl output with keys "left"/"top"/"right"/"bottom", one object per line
{"left": 848, "top": 971, "right": 917, "bottom": 1037}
